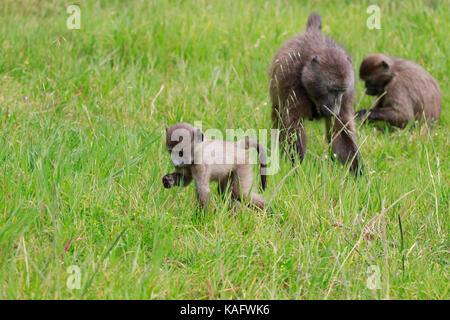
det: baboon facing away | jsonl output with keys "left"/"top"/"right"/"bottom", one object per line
{"left": 357, "top": 53, "right": 442, "bottom": 129}
{"left": 270, "top": 13, "right": 363, "bottom": 176}
{"left": 162, "top": 122, "right": 268, "bottom": 210}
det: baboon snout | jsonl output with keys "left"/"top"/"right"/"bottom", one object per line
{"left": 173, "top": 161, "right": 185, "bottom": 168}
{"left": 320, "top": 94, "right": 342, "bottom": 117}
{"left": 319, "top": 102, "right": 340, "bottom": 117}
{"left": 171, "top": 152, "right": 189, "bottom": 168}
{"left": 320, "top": 105, "right": 340, "bottom": 117}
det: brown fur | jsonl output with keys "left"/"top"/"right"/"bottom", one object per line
{"left": 162, "top": 122, "right": 267, "bottom": 210}
{"left": 269, "top": 13, "right": 363, "bottom": 176}
{"left": 357, "top": 53, "right": 442, "bottom": 128}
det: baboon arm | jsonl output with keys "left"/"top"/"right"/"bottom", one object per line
{"left": 362, "top": 106, "right": 412, "bottom": 128}
{"left": 162, "top": 172, "right": 192, "bottom": 188}
{"left": 332, "top": 117, "right": 363, "bottom": 176}
{"left": 194, "top": 176, "right": 211, "bottom": 210}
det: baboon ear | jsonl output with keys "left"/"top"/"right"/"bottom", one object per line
{"left": 312, "top": 55, "right": 319, "bottom": 63}
{"left": 194, "top": 128, "right": 204, "bottom": 143}
{"left": 381, "top": 60, "right": 390, "bottom": 70}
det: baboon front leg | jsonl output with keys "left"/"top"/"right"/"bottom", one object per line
{"left": 194, "top": 175, "right": 211, "bottom": 210}
{"left": 196, "top": 185, "right": 211, "bottom": 210}
{"left": 332, "top": 116, "right": 363, "bottom": 176}
{"left": 356, "top": 107, "right": 412, "bottom": 129}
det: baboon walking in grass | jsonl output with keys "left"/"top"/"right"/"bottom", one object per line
{"left": 270, "top": 12, "right": 363, "bottom": 176}
{"left": 162, "top": 122, "right": 268, "bottom": 210}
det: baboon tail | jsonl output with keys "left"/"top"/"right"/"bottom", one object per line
{"left": 242, "top": 138, "right": 267, "bottom": 190}
{"left": 306, "top": 12, "right": 322, "bottom": 31}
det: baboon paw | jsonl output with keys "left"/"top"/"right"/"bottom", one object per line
{"left": 162, "top": 174, "right": 175, "bottom": 188}
{"left": 355, "top": 109, "right": 370, "bottom": 119}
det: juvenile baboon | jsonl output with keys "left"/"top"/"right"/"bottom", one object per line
{"left": 357, "top": 54, "right": 442, "bottom": 128}
{"left": 162, "top": 122, "right": 267, "bottom": 210}
{"left": 269, "top": 13, "right": 363, "bottom": 176}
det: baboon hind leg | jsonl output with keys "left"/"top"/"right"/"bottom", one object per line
{"left": 232, "top": 166, "right": 266, "bottom": 210}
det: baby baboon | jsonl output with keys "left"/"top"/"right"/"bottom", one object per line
{"left": 162, "top": 122, "right": 267, "bottom": 210}
{"left": 270, "top": 13, "right": 363, "bottom": 176}
{"left": 357, "top": 54, "right": 442, "bottom": 128}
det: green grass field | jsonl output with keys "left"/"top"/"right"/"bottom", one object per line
{"left": 0, "top": 0, "right": 448, "bottom": 299}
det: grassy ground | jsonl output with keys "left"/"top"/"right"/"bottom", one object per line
{"left": 0, "top": 0, "right": 448, "bottom": 299}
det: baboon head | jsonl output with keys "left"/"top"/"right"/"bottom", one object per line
{"left": 165, "top": 122, "right": 204, "bottom": 168}
{"left": 302, "top": 49, "right": 354, "bottom": 117}
{"left": 359, "top": 54, "right": 393, "bottom": 96}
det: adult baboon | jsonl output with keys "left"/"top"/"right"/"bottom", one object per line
{"left": 270, "top": 13, "right": 362, "bottom": 175}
